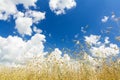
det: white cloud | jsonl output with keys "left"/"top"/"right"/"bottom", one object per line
{"left": 85, "top": 35, "right": 120, "bottom": 58}
{"left": 90, "top": 44, "right": 119, "bottom": 58}
{"left": 0, "top": 13, "right": 9, "bottom": 20}
{"left": 0, "top": 0, "right": 17, "bottom": 20}
{"left": 25, "top": 10, "right": 45, "bottom": 23}
{"left": 0, "top": 0, "right": 46, "bottom": 36}
{"left": 0, "top": 0, "right": 17, "bottom": 14}
{"left": 14, "top": 11, "right": 24, "bottom": 18}
{"left": 33, "top": 26, "right": 42, "bottom": 34}
{"left": 0, "top": 33, "right": 46, "bottom": 66}
{"left": 49, "top": 0, "right": 76, "bottom": 15}
{"left": 15, "top": 17, "right": 33, "bottom": 36}
{"left": 11, "top": 0, "right": 37, "bottom": 9}
{"left": 101, "top": 16, "right": 109, "bottom": 23}
{"left": 14, "top": 10, "right": 45, "bottom": 36}
{"left": 0, "top": 0, "right": 37, "bottom": 20}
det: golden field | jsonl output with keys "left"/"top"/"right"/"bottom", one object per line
{"left": 0, "top": 60, "right": 120, "bottom": 80}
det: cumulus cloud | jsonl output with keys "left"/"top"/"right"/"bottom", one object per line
{"left": 0, "top": 0, "right": 37, "bottom": 20}
{"left": 25, "top": 10, "right": 45, "bottom": 23}
{"left": 85, "top": 35, "right": 120, "bottom": 58}
{"left": 14, "top": 11, "right": 24, "bottom": 18}
{"left": 49, "top": 0, "right": 76, "bottom": 15}
{"left": 14, "top": 10, "right": 45, "bottom": 36}
{"left": 0, "top": 33, "right": 46, "bottom": 66}
{"left": 15, "top": 11, "right": 45, "bottom": 36}
{"left": 101, "top": 16, "right": 109, "bottom": 23}
{"left": 0, "top": 0, "right": 45, "bottom": 36}
{"left": 90, "top": 44, "right": 119, "bottom": 58}
{"left": 15, "top": 17, "right": 33, "bottom": 36}
{"left": 0, "top": 0, "right": 17, "bottom": 20}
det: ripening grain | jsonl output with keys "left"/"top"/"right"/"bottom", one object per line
{"left": 0, "top": 60, "right": 120, "bottom": 80}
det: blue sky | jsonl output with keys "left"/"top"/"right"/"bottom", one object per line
{"left": 1, "top": 0, "right": 120, "bottom": 50}
{"left": 39, "top": 0, "right": 120, "bottom": 50}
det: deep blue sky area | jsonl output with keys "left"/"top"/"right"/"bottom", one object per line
{"left": 0, "top": 0, "right": 120, "bottom": 50}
